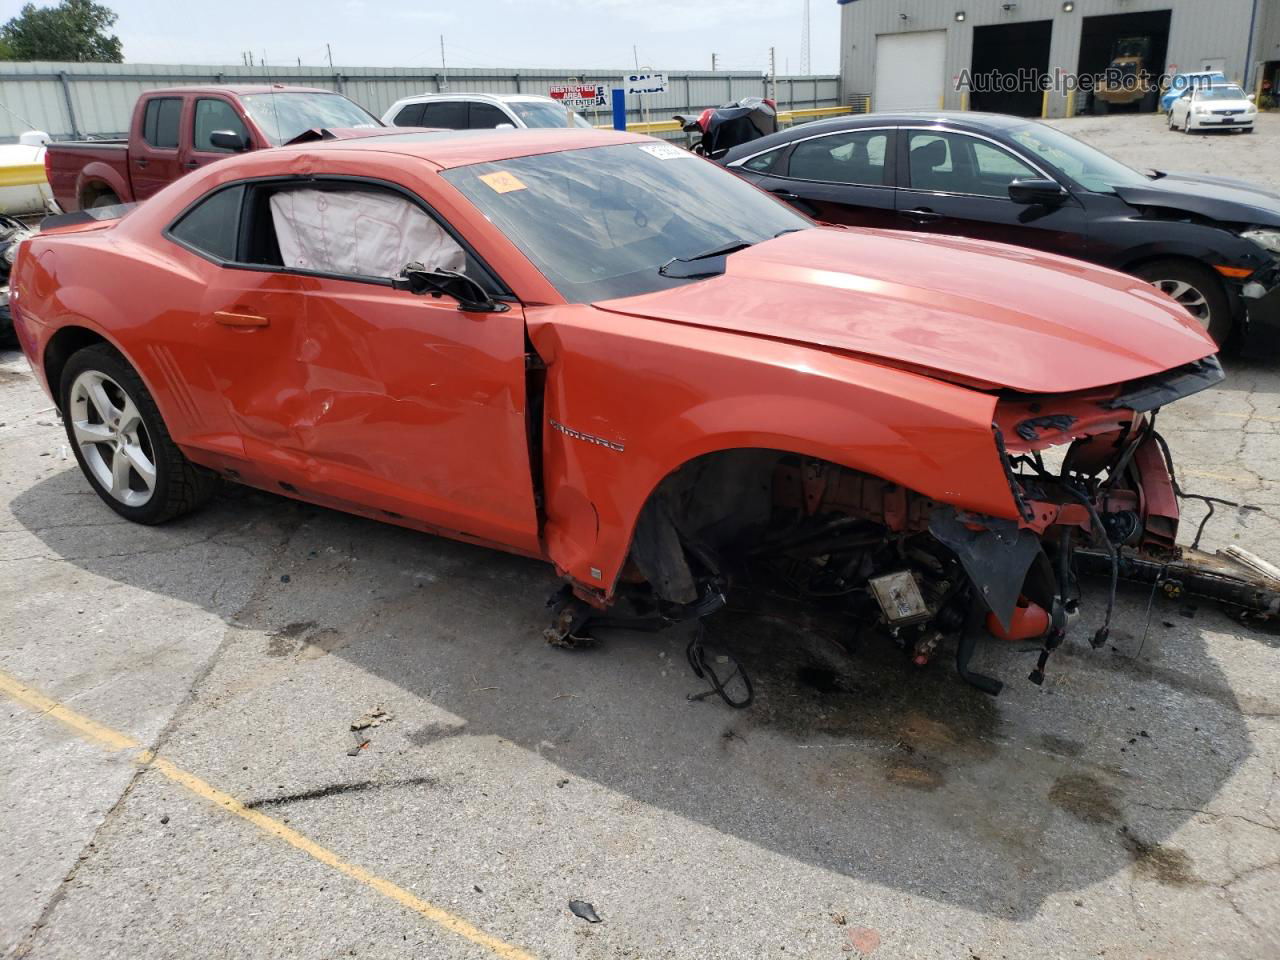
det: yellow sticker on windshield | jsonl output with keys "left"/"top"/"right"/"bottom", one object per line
{"left": 479, "top": 171, "right": 527, "bottom": 194}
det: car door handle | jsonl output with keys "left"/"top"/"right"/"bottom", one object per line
{"left": 135, "top": 157, "right": 149, "bottom": 167}
{"left": 183, "top": 160, "right": 199, "bottom": 169}
{"left": 214, "top": 310, "right": 270, "bottom": 328}
{"left": 901, "top": 207, "right": 943, "bottom": 223}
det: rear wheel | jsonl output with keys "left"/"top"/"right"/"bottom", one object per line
{"left": 60, "top": 344, "right": 217, "bottom": 524}
{"left": 1132, "top": 259, "right": 1233, "bottom": 345}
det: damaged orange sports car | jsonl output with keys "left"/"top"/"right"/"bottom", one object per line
{"left": 9, "top": 129, "right": 1225, "bottom": 696}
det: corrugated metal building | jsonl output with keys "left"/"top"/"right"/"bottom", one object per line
{"left": 839, "top": 0, "right": 1280, "bottom": 117}
{"left": 0, "top": 62, "right": 840, "bottom": 141}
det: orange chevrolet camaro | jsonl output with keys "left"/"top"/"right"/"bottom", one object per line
{"left": 10, "top": 129, "right": 1222, "bottom": 694}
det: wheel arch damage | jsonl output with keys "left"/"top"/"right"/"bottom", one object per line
{"left": 527, "top": 309, "right": 1021, "bottom": 602}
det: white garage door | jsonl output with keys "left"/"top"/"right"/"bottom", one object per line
{"left": 874, "top": 31, "right": 947, "bottom": 112}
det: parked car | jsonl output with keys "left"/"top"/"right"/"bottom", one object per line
{"left": 1160, "top": 71, "right": 1228, "bottom": 113}
{"left": 1167, "top": 83, "right": 1258, "bottom": 134}
{"left": 723, "top": 112, "right": 1280, "bottom": 350}
{"left": 382, "top": 93, "right": 594, "bottom": 130}
{"left": 0, "top": 212, "right": 35, "bottom": 346}
{"left": 44, "top": 85, "right": 386, "bottom": 213}
{"left": 9, "top": 129, "right": 1220, "bottom": 693}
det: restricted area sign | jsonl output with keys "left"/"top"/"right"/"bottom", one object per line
{"left": 625, "top": 73, "right": 668, "bottom": 95}
{"left": 549, "top": 83, "right": 607, "bottom": 108}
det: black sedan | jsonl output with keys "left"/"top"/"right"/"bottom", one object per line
{"left": 723, "top": 112, "right": 1280, "bottom": 350}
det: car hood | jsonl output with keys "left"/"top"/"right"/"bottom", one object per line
{"left": 593, "top": 228, "right": 1216, "bottom": 394}
{"left": 1117, "top": 171, "right": 1280, "bottom": 227}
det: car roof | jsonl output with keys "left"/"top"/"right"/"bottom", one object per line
{"left": 722, "top": 111, "right": 1035, "bottom": 161}
{"left": 142, "top": 84, "right": 338, "bottom": 97}
{"left": 393, "top": 92, "right": 560, "bottom": 105}
{"left": 276, "top": 127, "right": 649, "bottom": 169}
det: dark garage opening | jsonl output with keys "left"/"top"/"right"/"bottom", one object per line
{"left": 1078, "top": 10, "right": 1172, "bottom": 113}
{"left": 970, "top": 20, "right": 1053, "bottom": 117}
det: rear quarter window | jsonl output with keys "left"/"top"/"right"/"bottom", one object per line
{"left": 168, "top": 185, "right": 245, "bottom": 261}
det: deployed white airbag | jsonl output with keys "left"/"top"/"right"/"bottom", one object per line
{"left": 269, "top": 188, "right": 466, "bottom": 278}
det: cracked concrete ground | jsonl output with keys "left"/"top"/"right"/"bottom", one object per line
{"left": 2, "top": 115, "right": 1279, "bottom": 959}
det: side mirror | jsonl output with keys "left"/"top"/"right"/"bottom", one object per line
{"left": 495, "top": 122, "right": 516, "bottom": 130}
{"left": 209, "top": 130, "right": 249, "bottom": 151}
{"left": 393, "top": 263, "right": 509, "bottom": 313}
{"left": 1008, "top": 178, "right": 1068, "bottom": 206}
{"left": 1248, "top": 93, "right": 1257, "bottom": 102}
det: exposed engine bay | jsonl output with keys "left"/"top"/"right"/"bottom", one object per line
{"left": 548, "top": 355, "right": 1280, "bottom": 701}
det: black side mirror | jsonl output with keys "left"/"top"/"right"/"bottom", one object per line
{"left": 1008, "top": 178, "right": 1068, "bottom": 206}
{"left": 209, "top": 130, "right": 249, "bottom": 151}
{"left": 393, "top": 263, "right": 509, "bottom": 313}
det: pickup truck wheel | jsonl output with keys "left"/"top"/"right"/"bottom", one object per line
{"left": 60, "top": 344, "right": 217, "bottom": 524}
{"left": 88, "top": 192, "right": 120, "bottom": 209}
{"left": 1133, "top": 259, "right": 1232, "bottom": 345}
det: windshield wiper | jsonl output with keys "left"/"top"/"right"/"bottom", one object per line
{"left": 659, "top": 230, "right": 803, "bottom": 279}
{"left": 659, "top": 239, "right": 755, "bottom": 277}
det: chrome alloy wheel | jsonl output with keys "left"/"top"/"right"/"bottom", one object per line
{"left": 1148, "top": 278, "right": 1212, "bottom": 330}
{"left": 68, "top": 369, "right": 157, "bottom": 507}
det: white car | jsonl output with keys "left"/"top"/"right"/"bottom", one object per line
{"left": 1168, "top": 84, "right": 1257, "bottom": 134}
{"left": 381, "top": 93, "right": 594, "bottom": 130}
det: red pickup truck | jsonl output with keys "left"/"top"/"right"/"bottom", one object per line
{"left": 44, "top": 85, "right": 385, "bottom": 212}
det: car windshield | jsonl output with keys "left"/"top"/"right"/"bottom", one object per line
{"left": 241, "top": 92, "right": 382, "bottom": 145}
{"left": 442, "top": 142, "right": 811, "bottom": 302}
{"left": 506, "top": 100, "right": 594, "bottom": 129}
{"left": 1196, "top": 86, "right": 1248, "bottom": 101}
{"left": 1008, "top": 123, "right": 1150, "bottom": 194}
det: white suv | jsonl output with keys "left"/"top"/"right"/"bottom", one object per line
{"left": 381, "top": 93, "right": 594, "bottom": 130}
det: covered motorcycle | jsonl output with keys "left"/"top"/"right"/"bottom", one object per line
{"left": 674, "top": 97, "right": 777, "bottom": 160}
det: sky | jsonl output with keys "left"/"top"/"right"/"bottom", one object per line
{"left": 81, "top": 0, "right": 841, "bottom": 76}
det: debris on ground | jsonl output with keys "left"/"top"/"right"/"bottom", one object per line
{"left": 568, "top": 900, "right": 601, "bottom": 923}
{"left": 832, "top": 912, "right": 847, "bottom": 925}
{"left": 351, "top": 707, "right": 393, "bottom": 731}
{"left": 842, "top": 925, "right": 881, "bottom": 955}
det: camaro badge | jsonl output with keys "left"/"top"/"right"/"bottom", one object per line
{"left": 549, "top": 418, "right": 625, "bottom": 453}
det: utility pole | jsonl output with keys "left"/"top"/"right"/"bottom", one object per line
{"left": 711, "top": 52, "right": 718, "bottom": 72}
{"left": 801, "top": 0, "right": 811, "bottom": 75}
{"left": 769, "top": 46, "right": 777, "bottom": 102}
{"left": 326, "top": 43, "right": 333, "bottom": 68}
{"left": 440, "top": 35, "right": 448, "bottom": 90}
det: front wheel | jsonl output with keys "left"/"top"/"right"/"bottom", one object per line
{"left": 1132, "top": 259, "right": 1233, "bottom": 345}
{"left": 60, "top": 344, "right": 218, "bottom": 524}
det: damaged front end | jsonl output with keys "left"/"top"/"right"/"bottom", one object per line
{"left": 562, "top": 354, "right": 1280, "bottom": 699}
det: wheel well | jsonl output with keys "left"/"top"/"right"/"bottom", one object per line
{"left": 629, "top": 448, "right": 938, "bottom": 605}
{"left": 79, "top": 181, "right": 118, "bottom": 210}
{"left": 44, "top": 326, "right": 109, "bottom": 409}
{"left": 1122, "top": 253, "right": 1220, "bottom": 281}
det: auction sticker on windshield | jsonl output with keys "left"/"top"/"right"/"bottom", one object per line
{"left": 478, "top": 171, "right": 528, "bottom": 193}
{"left": 638, "top": 143, "right": 693, "bottom": 161}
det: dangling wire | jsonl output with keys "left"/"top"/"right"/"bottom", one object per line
{"left": 685, "top": 621, "right": 753, "bottom": 709}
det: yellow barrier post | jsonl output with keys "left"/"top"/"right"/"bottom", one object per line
{"left": 1041, "top": 89, "right": 1051, "bottom": 119}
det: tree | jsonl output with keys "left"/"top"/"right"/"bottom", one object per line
{"left": 0, "top": 0, "right": 123, "bottom": 63}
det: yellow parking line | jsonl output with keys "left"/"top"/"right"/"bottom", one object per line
{"left": 0, "top": 669, "right": 536, "bottom": 960}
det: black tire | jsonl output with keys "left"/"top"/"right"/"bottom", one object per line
{"left": 0, "top": 303, "right": 15, "bottom": 348}
{"left": 1132, "top": 259, "right": 1233, "bottom": 345}
{"left": 88, "top": 192, "right": 120, "bottom": 209}
{"left": 60, "top": 343, "right": 217, "bottom": 524}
